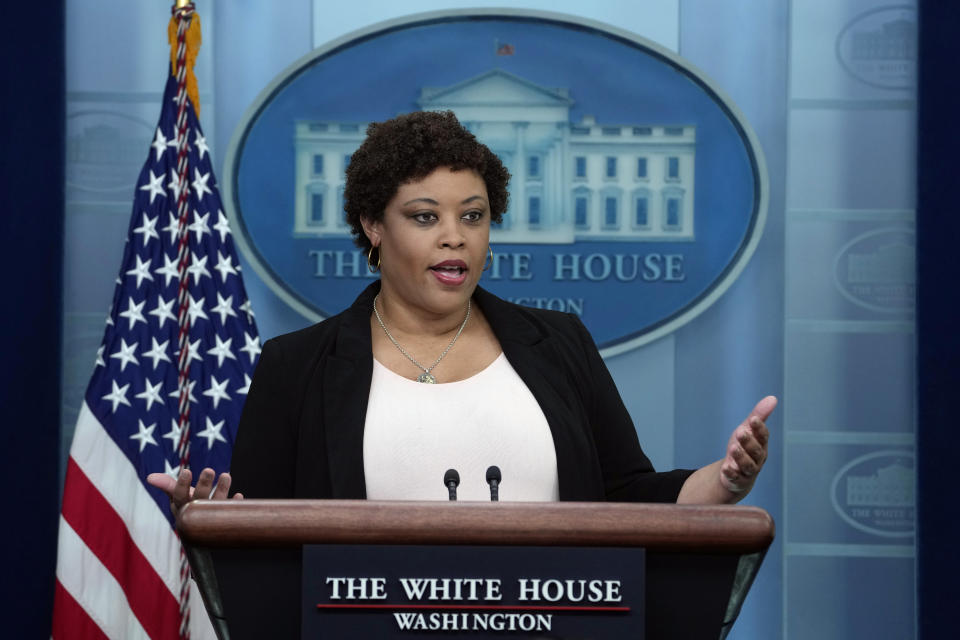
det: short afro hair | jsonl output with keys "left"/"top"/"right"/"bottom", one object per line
{"left": 344, "top": 110, "right": 510, "bottom": 252}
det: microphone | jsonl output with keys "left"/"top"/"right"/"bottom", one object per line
{"left": 444, "top": 469, "right": 460, "bottom": 501}
{"left": 486, "top": 466, "right": 501, "bottom": 502}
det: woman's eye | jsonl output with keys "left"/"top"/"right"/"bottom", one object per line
{"left": 412, "top": 212, "right": 436, "bottom": 224}
{"left": 462, "top": 210, "right": 484, "bottom": 222}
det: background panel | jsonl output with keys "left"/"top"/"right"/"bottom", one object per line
{"left": 785, "top": 329, "right": 914, "bottom": 433}
{"left": 786, "top": 107, "right": 916, "bottom": 211}
{"left": 786, "top": 555, "right": 914, "bottom": 640}
{"left": 786, "top": 442, "right": 914, "bottom": 543}
{"left": 786, "top": 216, "right": 914, "bottom": 321}
{"left": 790, "top": 0, "right": 917, "bottom": 101}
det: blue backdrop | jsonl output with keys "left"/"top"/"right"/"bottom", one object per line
{"left": 5, "top": 1, "right": 957, "bottom": 638}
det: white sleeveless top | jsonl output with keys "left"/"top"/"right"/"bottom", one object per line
{"left": 363, "top": 353, "right": 560, "bottom": 501}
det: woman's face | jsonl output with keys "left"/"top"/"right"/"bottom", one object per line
{"left": 362, "top": 166, "right": 491, "bottom": 317}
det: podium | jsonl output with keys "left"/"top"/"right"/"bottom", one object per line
{"left": 178, "top": 500, "right": 774, "bottom": 639}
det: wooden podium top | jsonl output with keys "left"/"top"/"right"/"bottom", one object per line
{"left": 178, "top": 499, "right": 773, "bottom": 553}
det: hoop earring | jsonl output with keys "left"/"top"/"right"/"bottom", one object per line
{"left": 367, "top": 246, "right": 381, "bottom": 273}
{"left": 482, "top": 246, "right": 494, "bottom": 272}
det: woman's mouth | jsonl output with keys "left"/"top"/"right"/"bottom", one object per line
{"left": 429, "top": 260, "right": 468, "bottom": 285}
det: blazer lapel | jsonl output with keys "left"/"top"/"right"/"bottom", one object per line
{"left": 321, "top": 282, "right": 379, "bottom": 498}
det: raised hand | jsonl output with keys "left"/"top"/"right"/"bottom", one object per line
{"left": 719, "top": 395, "right": 777, "bottom": 494}
{"left": 146, "top": 467, "right": 243, "bottom": 518}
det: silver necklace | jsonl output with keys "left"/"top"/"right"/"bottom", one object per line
{"left": 373, "top": 293, "right": 471, "bottom": 384}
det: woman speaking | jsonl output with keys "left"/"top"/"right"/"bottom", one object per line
{"left": 149, "top": 110, "right": 775, "bottom": 509}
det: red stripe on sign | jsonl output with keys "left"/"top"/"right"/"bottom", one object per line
{"left": 61, "top": 457, "right": 180, "bottom": 640}
{"left": 51, "top": 580, "right": 110, "bottom": 640}
{"left": 316, "top": 603, "right": 631, "bottom": 612}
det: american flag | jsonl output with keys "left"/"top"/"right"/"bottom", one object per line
{"left": 52, "top": 9, "right": 259, "bottom": 638}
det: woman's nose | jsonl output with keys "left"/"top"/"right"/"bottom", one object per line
{"left": 437, "top": 215, "right": 466, "bottom": 247}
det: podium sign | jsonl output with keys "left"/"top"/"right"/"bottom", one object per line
{"left": 177, "top": 500, "right": 774, "bottom": 639}
{"left": 302, "top": 545, "right": 645, "bottom": 638}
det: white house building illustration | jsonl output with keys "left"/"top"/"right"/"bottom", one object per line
{"left": 293, "top": 69, "right": 696, "bottom": 243}
{"left": 846, "top": 242, "right": 916, "bottom": 285}
{"left": 851, "top": 16, "right": 916, "bottom": 61}
{"left": 846, "top": 461, "right": 914, "bottom": 508}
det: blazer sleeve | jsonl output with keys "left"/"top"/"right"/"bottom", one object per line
{"left": 229, "top": 337, "right": 299, "bottom": 498}
{"left": 570, "top": 315, "right": 694, "bottom": 502}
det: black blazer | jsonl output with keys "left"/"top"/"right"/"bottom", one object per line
{"left": 230, "top": 281, "right": 691, "bottom": 502}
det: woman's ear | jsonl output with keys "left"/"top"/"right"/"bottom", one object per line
{"left": 360, "top": 215, "right": 382, "bottom": 248}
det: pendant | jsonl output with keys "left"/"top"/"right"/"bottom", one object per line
{"left": 417, "top": 372, "right": 438, "bottom": 384}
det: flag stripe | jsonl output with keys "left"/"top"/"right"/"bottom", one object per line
{"left": 55, "top": 517, "right": 151, "bottom": 640}
{"left": 70, "top": 402, "right": 181, "bottom": 597}
{"left": 61, "top": 457, "right": 181, "bottom": 640}
{"left": 52, "top": 581, "right": 111, "bottom": 640}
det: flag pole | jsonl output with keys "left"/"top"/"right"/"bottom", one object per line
{"left": 170, "top": 5, "right": 199, "bottom": 637}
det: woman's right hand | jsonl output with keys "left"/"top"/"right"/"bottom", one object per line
{"left": 146, "top": 467, "right": 243, "bottom": 519}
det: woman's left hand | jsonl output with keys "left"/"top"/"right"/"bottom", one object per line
{"left": 146, "top": 467, "right": 242, "bottom": 520}
{"left": 719, "top": 395, "right": 777, "bottom": 494}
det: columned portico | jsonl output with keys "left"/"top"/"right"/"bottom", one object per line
{"left": 513, "top": 121, "right": 527, "bottom": 231}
